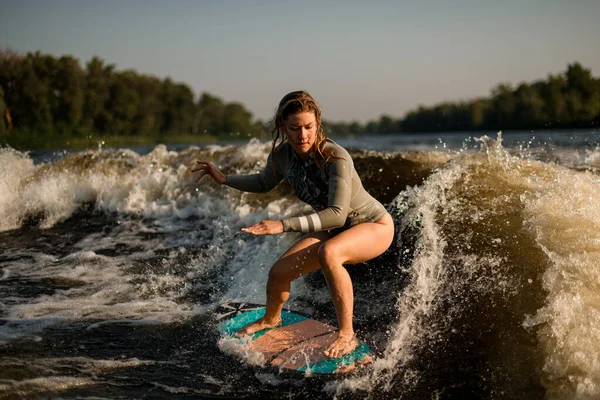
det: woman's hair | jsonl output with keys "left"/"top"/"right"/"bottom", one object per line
{"left": 270, "top": 90, "right": 335, "bottom": 165}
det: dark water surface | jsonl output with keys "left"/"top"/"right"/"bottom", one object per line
{"left": 1, "top": 130, "right": 599, "bottom": 399}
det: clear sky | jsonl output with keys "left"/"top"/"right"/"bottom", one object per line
{"left": 1, "top": 0, "right": 599, "bottom": 123}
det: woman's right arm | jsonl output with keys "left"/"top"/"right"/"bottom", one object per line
{"left": 191, "top": 160, "right": 227, "bottom": 184}
{"left": 192, "top": 153, "right": 283, "bottom": 193}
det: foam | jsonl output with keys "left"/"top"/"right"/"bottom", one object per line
{"left": 336, "top": 134, "right": 600, "bottom": 397}
{"left": 584, "top": 146, "right": 600, "bottom": 168}
{"left": 0, "top": 356, "right": 156, "bottom": 396}
{"left": 0, "top": 147, "right": 37, "bottom": 231}
{"left": 218, "top": 336, "right": 265, "bottom": 366}
{"left": 3, "top": 136, "right": 599, "bottom": 398}
{"left": 521, "top": 165, "right": 600, "bottom": 398}
{"left": 1, "top": 246, "right": 193, "bottom": 343}
{"left": 0, "top": 376, "right": 93, "bottom": 397}
{"left": 0, "top": 317, "right": 63, "bottom": 345}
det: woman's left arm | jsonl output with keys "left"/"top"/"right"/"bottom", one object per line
{"left": 243, "top": 158, "right": 351, "bottom": 236}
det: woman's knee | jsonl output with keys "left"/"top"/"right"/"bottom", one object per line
{"left": 268, "top": 262, "right": 297, "bottom": 284}
{"left": 318, "top": 241, "right": 343, "bottom": 269}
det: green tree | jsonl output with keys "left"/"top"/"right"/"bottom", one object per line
{"left": 377, "top": 114, "right": 397, "bottom": 133}
{"left": 222, "top": 102, "right": 253, "bottom": 136}
{"left": 197, "top": 92, "right": 225, "bottom": 135}
{"left": 565, "top": 62, "right": 600, "bottom": 123}
{"left": 105, "top": 70, "right": 140, "bottom": 135}
{"left": 3, "top": 50, "right": 600, "bottom": 145}
{"left": 347, "top": 121, "right": 362, "bottom": 135}
{"left": 469, "top": 99, "right": 489, "bottom": 129}
{"left": 489, "top": 83, "right": 516, "bottom": 129}
{"left": 82, "top": 56, "right": 114, "bottom": 133}
{"left": 365, "top": 120, "right": 379, "bottom": 133}
{"left": 160, "top": 80, "right": 196, "bottom": 134}
{"left": 252, "top": 119, "right": 268, "bottom": 138}
{"left": 129, "top": 74, "right": 163, "bottom": 135}
{"left": 52, "top": 55, "right": 84, "bottom": 133}
{"left": 0, "top": 86, "right": 7, "bottom": 136}
{"left": 540, "top": 74, "right": 567, "bottom": 127}
{"left": 11, "top": 52, "right": 54, "bottom": 131}
{"left": 513, "top": 83, "right": 546, "bottom": 128}
{"left": 0, "top": 51, "right": 22, "bottom": 135}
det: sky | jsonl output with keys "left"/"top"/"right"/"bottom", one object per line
{"left": 1, "top": 0, "right": 599, "bottom": 123}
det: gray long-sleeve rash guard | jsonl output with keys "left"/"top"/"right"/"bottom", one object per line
{"left": 224, "top": 139, "right": 388, "bottom": 233}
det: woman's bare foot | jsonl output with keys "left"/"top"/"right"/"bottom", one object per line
{"left": 324, "top": 333, "right": 358, "bottom": 358}
{"left": 234, "top": 316, "right": 282, "bottom": 337}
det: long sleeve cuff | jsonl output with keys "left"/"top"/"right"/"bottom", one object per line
{"left": 281, "top": 212, "right": 345, "bottom": 233}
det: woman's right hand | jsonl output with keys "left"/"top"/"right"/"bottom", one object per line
{"left": 191, "top": 161, "right": 226, "bottom": 184}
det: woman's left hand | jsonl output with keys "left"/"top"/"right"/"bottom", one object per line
{"left": 241, "top": 220, "right": 284, "bottom": 236}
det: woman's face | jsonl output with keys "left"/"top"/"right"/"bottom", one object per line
{"left": 281, "top": 112, "right": 317, "bottom": 159}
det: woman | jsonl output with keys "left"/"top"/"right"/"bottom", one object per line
{"left": 192, "top": 91, "right": 394, "bottom": 358}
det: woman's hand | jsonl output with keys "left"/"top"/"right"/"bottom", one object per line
{"left": 191, "top": 161, "right": 226, "bottom": 184}
{"left": 241, "top": 220, "right": 284, "bottom": 236}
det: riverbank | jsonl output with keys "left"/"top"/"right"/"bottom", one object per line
{"left": 0, "top": 131, "right": 237, "bottom": 152}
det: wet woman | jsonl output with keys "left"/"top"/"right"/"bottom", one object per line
{"left": 192, "top": 91, "right": 394, "bottom": 358}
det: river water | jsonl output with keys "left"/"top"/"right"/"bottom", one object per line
{"left": 1, "top": 130, "right": 599, "bottom": 399}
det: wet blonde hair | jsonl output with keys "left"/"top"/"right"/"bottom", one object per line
{"left": 270, "top": 90, "right": 336, "bottom": 165}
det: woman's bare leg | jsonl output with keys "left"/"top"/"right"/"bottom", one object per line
{"left": 236, "top": 214, "right": 394, "bottom": 359}
{"left": 320, "top": 213, "right": 394, "bottom": 358}
{"left": 235, "top": 231, "right": 331, "bottom": 336}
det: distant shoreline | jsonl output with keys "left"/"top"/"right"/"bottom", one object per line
{"left": 5, "top": 127, "right": 597, "bottom": 153}
{"left": 2, "top": 51, "right": 599, "bottom": 151}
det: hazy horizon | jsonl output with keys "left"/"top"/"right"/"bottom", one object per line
{"left": 1, "top": 0, "right": 599, "bottom": 123}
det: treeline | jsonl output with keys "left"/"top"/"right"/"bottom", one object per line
{"left": 1, "top": 50, "right": 599, "bottom": 149}
{"left": 350, "top": 62, "right": 599, "bottom": 134}
{"left": 0, "top": 50, "right": 265, "bottom": 144}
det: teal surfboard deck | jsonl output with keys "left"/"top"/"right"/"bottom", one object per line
{"left": 215, "top": 302, "right": 371, "bottom": 375}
